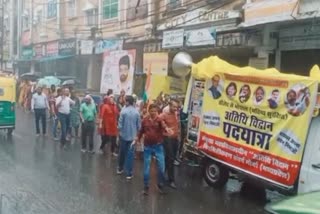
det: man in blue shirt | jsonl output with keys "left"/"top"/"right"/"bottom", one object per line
{"left": 117, "top": 95, "right": 141, "bottom": 180}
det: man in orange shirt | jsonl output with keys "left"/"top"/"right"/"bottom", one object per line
{"left": 99, "top": 95, "right": 119, "bottom": 155}
{"left": 160, "top": 99, "right": 180, "bottom": 189}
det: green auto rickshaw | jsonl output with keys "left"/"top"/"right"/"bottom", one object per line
{"left": 0, "top": 74, "right": 16, "bottom": 135}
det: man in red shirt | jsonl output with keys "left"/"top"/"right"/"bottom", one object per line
{"left": 136, "top": 104, "right": 166, "bottom": 195}
{"left": 160, "top": 99, "right": 180, "bottom": 189}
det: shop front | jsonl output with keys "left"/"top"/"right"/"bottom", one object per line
{"left": 17, "top": 46, "right": 34, "bottom": 75}
{"left": 279, "top": 23, "right": 320, "bottom": 76}
{"left": 33, "top": 39, "right": 80, "bottom": 84}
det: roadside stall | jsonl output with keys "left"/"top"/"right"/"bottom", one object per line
{"left": 175, "top": 52, "right": 320, "bottom": 196}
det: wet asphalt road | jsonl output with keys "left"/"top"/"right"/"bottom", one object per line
{"left": 0, "top": 109, "right": 276, "bottom": 214}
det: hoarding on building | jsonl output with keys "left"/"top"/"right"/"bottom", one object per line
{"left": 100, "top": 50, "right": 136, "bottom": 95}
{"left": 158, "top": 8, "right": 241, "bottom": 30}
{"left": 241, "top": 0, "right": 298, "bottom": 27}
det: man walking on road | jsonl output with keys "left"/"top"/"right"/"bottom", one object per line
{"left": 136, "top": 104, "right": 166, "bottom": 195}
{"left": 31, "top": 87, "right": 50, "bottom": 136}
{"left": 56, "top": 88, "right": 75, "bottom": 145}
{"left": 117, "top": 95, "right": 141, "bottom": 180}
{"left": 80, "top": 95, "right": 97, "bottom": 153}
{"left": 99, "top": 95, "right": 119, "bottom": 156}
{"left": 160, "top": 99, "right": 180, "bottom": 189}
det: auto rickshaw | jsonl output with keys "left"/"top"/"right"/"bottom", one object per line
{"left": 0, "top": 74, "right": 16, "bottom": 135}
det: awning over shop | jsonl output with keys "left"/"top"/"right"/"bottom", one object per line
{"left": 38, "top": 55, "right": 74, "bottom": 63}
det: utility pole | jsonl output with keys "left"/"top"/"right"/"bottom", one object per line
{"left": 0, "top": 0, "right": 4, "bottom": 70}
{"left": 87, "top": 27, "right": 97, "bottom": 90}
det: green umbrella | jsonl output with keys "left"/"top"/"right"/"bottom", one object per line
{"left": 265, "top": 191, "right": 320, "bottom": 214}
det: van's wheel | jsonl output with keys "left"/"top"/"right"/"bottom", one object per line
{"left": 7, "top": 129, "right": 13, "bottom": 136}
{"left": 203, "top": 159, "right": 229, "bottom": 188}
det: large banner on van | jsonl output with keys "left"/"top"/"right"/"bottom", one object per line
{"left": 198, "top": 71, "right": 317, "bottom": 187}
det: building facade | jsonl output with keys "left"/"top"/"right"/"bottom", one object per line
{"left": 0, "top": 0, "right": 18, "bottom": 72}
{"left": 11, "top": 0, "right": 320, "bottom": 94}
{"left": 15, "top": 0, "right": 156, "bottom": 93}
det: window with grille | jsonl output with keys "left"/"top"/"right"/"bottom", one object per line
{"left": 67, "top": 0, "right": 76, "bottom": 18}
{"left": 167, "top": 0, "right": 182, "bottom": 10}
{"left": 47, "top": 0, "right": 57, "bottom": 19}
{"left": 36, "top": 10, "right": 42, "bottom": 24}
{"left": 103, "top": 0, "right": 118, "bottom": 19}
{"left": 23, "top": 11, "right": 30, "bottom": 30}
{"left": 86, "top": 9, "right": 98, "bottom": 26}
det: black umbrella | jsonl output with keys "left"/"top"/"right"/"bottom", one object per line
{"left": 20, "top": 73, "right": 40, "bottom": 81}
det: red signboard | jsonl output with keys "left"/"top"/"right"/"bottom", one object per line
{"left": 46, "top": 41, "right": 59, "bottom": 57}
{"left": 198, "top": 131, "right": 301, "bottom": 186}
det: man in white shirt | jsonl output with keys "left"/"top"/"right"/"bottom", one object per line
{"left": 56, "top": 88, "right": 75, "bottom": 144}
{"left": 31, "top": 87, "right": 50, "bottom": 136}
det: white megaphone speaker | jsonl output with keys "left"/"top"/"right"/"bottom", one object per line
{"left": 172, "top": 52, "right": 193, "bottom": 77}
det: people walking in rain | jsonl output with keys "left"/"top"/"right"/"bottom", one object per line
{"left": 80, "top": 95, "right": 97, "bottom": 153}
{"left": 70, "top": 92, "right": 81, "bottom": 138}
{"left": 117, "top": 95, "right": 141, "bottom": 180}
{"left": 99, "top": 94, "right": 119, "bottom": 156}
{"left": 117, "top": 89, "right": 126, "bottom": 110}
{"left": 31, "top": 87, "right": 50, "bottom": 136}
{"left": 56, "top": 88, "right": 75, "bottom": 145}
{"left": 136, "top": 104, "right": 166, "bottom": 195}
{"left": 50, "top": 88, "right": 62, "bottom": 141}
{"left": 160, "top": 99, "right": 180, "bottom": 189}
{"left": 49, "top": 84, "right": 57, "bottom": 118}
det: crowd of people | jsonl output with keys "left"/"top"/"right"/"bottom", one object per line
{"left": 26, "top": 84, "right": 188, "bottom": 195}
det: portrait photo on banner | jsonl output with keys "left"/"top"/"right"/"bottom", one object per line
{"left": 100, "top": 50, "right": 136, "bottom": 95}
{"left": 284, "top": 83, "right": 311, "bottom": 117}
{"left": 208, "top": 74, "right": 224, "bottom": 100}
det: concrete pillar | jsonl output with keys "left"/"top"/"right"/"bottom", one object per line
{"left": 87, "top": 57, "right": 93, "bottom": 90}
{"left": 275, "top": 49, "right": 281, "bottom": 71}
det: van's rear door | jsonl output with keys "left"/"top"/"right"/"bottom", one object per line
{"left": 0, "top": 86, "right": 15, "bottom": 128}
{"left": 298, "top": 117, "right": 320, "bottom": 194}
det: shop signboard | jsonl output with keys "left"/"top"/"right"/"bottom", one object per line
{"left": 21, "top": 47, "right": 34, "bottom": 60}
{"left": 59, "top": 38, "right": 77, "bottom": 56}
{"left": 143, "top": 53, "right": 168, "bottom": 75}
{"left": 79, "top": 40, "right": 94, "bottom": 55}
{"left": 162, "top": 29, "right": 184, "bottom": 49}
{"left": 5, "top": 61, "right": 13, "bottom": 70}
{"left": 186, "top": 27, "right": 216, "bottom": 47}
{"left": 21, "top": 31, "right": 31, "bottom": 47}
{"left": 158, "top": 8, "right": 241, "bottom": 30}
{"left": 46, "top": 41, "right": 59, "bottom": 57}
{"left": 34, "top": 43, "right": 46, "bottom": 59}
{"left": 241, "top": 0, "right": 298, "bottom": 27}
{"left": 2, "top": 50, "right": 9, "bottom": 61}
{"left": 95, "top": 40, "right": 123, "bottom": 54}
{"left": 216, "top": 33, "right": 246, "bottom": 47}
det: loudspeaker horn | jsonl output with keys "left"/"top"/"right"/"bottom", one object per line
{"left": 172, "top": 52, "right": 193, "bottom": 77}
